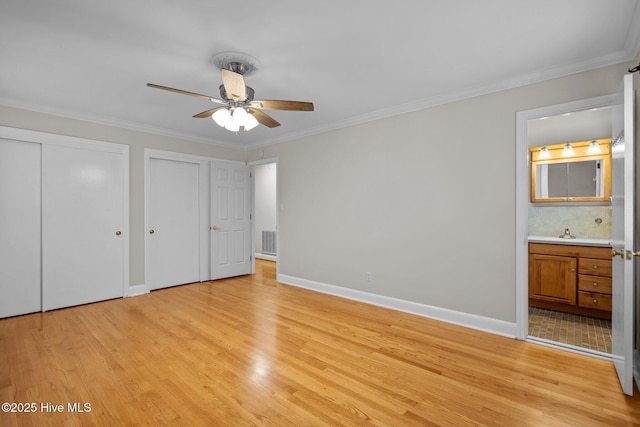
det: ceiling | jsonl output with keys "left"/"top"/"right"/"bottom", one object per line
{"left": 1, "top": 1, "right": 639, "bottom": 150}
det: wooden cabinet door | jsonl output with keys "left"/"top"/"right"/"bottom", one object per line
{"left": 529, "top": 254, "right": 577, "bottom": 305}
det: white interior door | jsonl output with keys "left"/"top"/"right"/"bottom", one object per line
{"left": 0, "top": 139, "right": 41, "bottom": 318}
{"left": 610, "top": 73, "right": 636, "bottom": 395}
{"left": 147, "top": 158, "right": 200, "bottom": 290}
{"left": 211, "top": 161, "right": 251, "bottom": 279}
{"left": 42, "top": 143, "right": 125, "bottom": 311}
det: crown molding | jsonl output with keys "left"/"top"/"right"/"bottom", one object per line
{"left": 0, "top": 98, "right": 245, "bottom": 150}
{"left": 248, "top": 49, "right": 637, "bottom": 150}
{"left": 3, "top": 38, "right": 639, "bottom": 153}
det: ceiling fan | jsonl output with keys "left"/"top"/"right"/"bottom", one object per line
{"left": 147, "top": 54, "right": 314, "bottom": 132}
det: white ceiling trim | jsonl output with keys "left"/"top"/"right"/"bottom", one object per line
{"left": 251, "top": 49, "right": 638, "bottom": 150}
{"left": 2, "top": 46, "right": 638, "bottom": 152}
{"left": 0, "top": 96, "right": 240, "bottom": 149}
{"left": 624, "top": 2, "right": 640, "bottom": 55}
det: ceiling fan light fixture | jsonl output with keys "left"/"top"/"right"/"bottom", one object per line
{"left": 212, "top": 108, "right": 231, "bottom": 127}
{"left": 244, "top": 113, "right": 259, "bottom": 131}
{"left": 149, "top": 52, "right": 312, "bottom": 135}
{"left": 232, "top": 107, "right": 249, "bottom": 126}
{"left": 225, "top": 119, "right": 240, "bottom": 132}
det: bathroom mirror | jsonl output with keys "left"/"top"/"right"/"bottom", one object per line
{"left": 530, "top": 138, "right": 611, "bottom": 203}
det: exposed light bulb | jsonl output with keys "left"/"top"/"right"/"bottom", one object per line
{"left": 212, "top": 108, "right": 231, "bottom": 127}
{"left": 561, "top": 143, "right": 575, "bottom": 157}
{"left": 586, "top": 139, "right": 602, "bottom": 154}
{"left": 232, "top": 107, "right": 249, "bottom": 126}
{"left": 244, "top": 113, "right": 259, "bottom": 131}
{"left": 538, "top": 146, "right": 551, "bottom": 160}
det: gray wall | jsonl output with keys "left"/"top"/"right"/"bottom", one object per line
{"left": 246, "top": 62, "right": 634, "bottom": 323}
{"left": 0, "top": 61, "right": 634, "bottom": 324}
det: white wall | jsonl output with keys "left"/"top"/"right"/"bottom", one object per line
{"left": 0, "top": 106, "right": 245, "bottom": 288}
{"left": 246, "top": 62, "right": 634, "bottom": 323}
{"left": 254, "top": 162, "right": 277, "bottom": 256}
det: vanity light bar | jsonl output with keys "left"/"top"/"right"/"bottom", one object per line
{"left": 529, "top": 138, "right": 610, "bottom": 160}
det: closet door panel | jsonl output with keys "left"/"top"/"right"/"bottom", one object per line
{"left": 147, "top": 158, "right": 200, "bottom": 290}
{"left": 0, "top": 139, "right": 41, "bottom": 318}
{"left": 42, "top": 144, "right": 125, "bottom": 311}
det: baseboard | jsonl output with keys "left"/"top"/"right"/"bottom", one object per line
{"left": 277, "top": 274, "right": 517, "bottom": 338}
{"left": 126, "top": 283, "right": 149, "bottom": 298}
{"left": 255, "top": 253, "right": 277, "bottom": 261}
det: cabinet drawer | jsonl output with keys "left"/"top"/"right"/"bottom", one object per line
{"left": 578, "top": 258, "right": 611, "bottom": 277}
{"left": 578, "top": 291, "right": 612, "bottom": 311}
{"left": 578, "top": 275, "right": 612, "bottom": 294}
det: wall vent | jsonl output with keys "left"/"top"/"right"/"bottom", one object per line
{"left": 261, "top": 230, "right": 277, "bottom": 255}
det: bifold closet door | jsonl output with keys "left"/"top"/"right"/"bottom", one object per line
{"left": 0, "top": 139, "right": 42, "bottom": 318}
{"left": 42, "top": 144, "right": 125, "bottom": 311}
{"left": 147, "top": 158, "right": 200, "bottom": 290}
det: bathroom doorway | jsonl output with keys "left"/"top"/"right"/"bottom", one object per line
{"left": 516, "top": 95, "right": 616, "bottom": 357}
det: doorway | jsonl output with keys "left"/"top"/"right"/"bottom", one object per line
{"left": 251, "top": 159, "right": 278, "bottom": 272}
{"left": 515, "top": 94, "right": 616, "bottom": 357}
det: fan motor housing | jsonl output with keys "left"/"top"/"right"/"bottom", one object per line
{"left": 219, "top": 85, "right": 254, "bottom": 103}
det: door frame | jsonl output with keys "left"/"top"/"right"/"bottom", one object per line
{"left": 515, "top": 95, "right": 615, "bottom": 344}
{"left": 248, "top": 157, "right": 279, "bottom": 277}
{"left": 144, "top": 149, "right": 254, "bottom": 291}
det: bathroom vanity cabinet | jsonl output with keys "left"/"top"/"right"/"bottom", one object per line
{"left": 528, "top": 242, "right": 612, "bottom": 319}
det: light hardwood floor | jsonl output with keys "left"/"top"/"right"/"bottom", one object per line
{"left": 1, "top": 260, "right": 640, "bottom": 426}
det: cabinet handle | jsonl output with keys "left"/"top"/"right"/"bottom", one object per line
{"left": 592, "top": 282, "right": 598, "bottom": 287}
{"left": 593, "top": 299, "right": 598, "bottom": 304}
{"left": 149, "top": 229, "right": 155, "bottom": 235}
{"left": 593, "top": 265, "right": 599, "bottom": 270}
{"left": 571, "top": 268, "right": 576, "bottom": 272}
{"left": 115, "top": 231, "right": 122, "bottom": 236}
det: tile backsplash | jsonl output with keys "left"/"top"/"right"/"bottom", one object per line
{"left": 528, "top": 205, "right": 611, "bottom": 239}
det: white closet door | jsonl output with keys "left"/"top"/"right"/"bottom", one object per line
{"left": 211, "top": 161, "right": 251, "bottom": 279}
{"left": 42, "top": 143, "right": 125, "bottom": 311}
{"left": 0, "top": 139, "right": 41, "bottom": 318}
{"left": 147, "top": 158, "right": 200, "bottom": 290}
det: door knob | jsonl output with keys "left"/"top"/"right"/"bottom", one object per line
{"left": 115, "top": 231, "right": 122, "bottom": 236}
{"left": 211, "top": 226, "right": 220, "bottom": 231}
{"left": 149, "top": 229, "right": 155, "bottom": 234}
{"left": 626, "top": 250, "right": 640, "bottom": 260}
{"left": 612, "top": 249, "right": 624, "bottom": 258}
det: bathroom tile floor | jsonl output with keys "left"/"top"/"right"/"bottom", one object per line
{"left": 528, "top": 307, "right": 612, "bottom": 354}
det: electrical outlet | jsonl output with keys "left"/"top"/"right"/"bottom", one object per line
{"left": 366, "top": 272, "right": 372, "bottom": 282}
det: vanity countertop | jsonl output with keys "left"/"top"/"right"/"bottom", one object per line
{"left": 528, "top": 235, "right": 611, "bottom": 247}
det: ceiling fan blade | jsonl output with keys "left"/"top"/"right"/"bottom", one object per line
{"left": 249, "top": 100, "right": 314, "bottom": 111}
{"left": 147, "top": 83, "right": 225, "bottom": 104}
{"left": 250, "top": 109, "right": 280, "bottom": 128}
{"left": 221, "top": 69, "right": 247, "bottom": 102}
{"left": 193, "top": 107, "right": 226, "bottom": 118}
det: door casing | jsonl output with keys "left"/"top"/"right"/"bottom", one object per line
{"left": 515, "top": 94, "right": 615, "bottom": 344}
